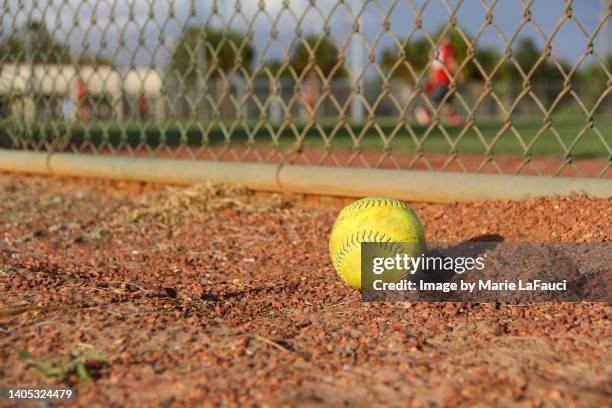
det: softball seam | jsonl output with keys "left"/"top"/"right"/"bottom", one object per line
{"left": 333, "top": 229, "right": 406, "bottom": 282}
{"left": 343, "top": 198, "right": 408, "bottom": 213}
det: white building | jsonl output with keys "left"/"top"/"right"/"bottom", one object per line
{"left": 0, "top": 63, "right": 165, "bottom": 120}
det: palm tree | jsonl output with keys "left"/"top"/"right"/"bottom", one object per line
{"left": 169, "top": 27, "right": 255, "bottom": 119}
{"left": 291, "top": 35, "right": 347, "bottom": 80}
{"left": 0, "top": 19, "right": 111, "bottom": 65}
{"left": 170, "top": 27, "right": 255, "bottom": 83}
{"left": 290, "top": 35, "right": 347, "bottom": 116}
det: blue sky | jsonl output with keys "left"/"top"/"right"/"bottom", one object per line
{"left": 1, "top": 0, "right": 609, "bottom": 73}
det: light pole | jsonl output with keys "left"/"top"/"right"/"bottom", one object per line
{"left": 602, "top": 0, "right": 610, "bottom": 59}
{"left": 350, "top": 0, "right": 365, "bottom": 123}
{"left": 225, "top": 0, "right": 232, "bottom": 27}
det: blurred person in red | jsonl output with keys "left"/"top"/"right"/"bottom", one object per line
{"left": 415, "top": 37, "right": 462, "bottom": 126}
{"left": 137, "top": 95, "right": 149, "bottom": 119}
{"left": 77, "top": 78, "right": 92, "bottom": 121}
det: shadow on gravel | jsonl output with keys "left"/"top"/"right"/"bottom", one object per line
{"left": 411, "top": 233, "right": 505, "bottom": 285}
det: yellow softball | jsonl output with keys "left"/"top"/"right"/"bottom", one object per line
{"left": 329, "top": 197, "right": 425, "bottom": 289}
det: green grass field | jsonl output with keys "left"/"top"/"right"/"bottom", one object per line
{"left": 2, "top": 116, "right": 610, "bottom": 158}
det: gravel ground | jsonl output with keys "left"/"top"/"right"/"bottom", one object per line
{"left": 0, "top": 173, "right": 610, "bottom": 407}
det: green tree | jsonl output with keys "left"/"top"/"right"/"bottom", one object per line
{"left": 379, "top": 37, "right": 430, "bottom": 82}
{"left": 254, "top": 58, "right": 292, "bottom": 80}
{"left": 255, "top": 36, "right": 348, "bottom": 84}
{"left": 0, "top": 37, "right": 26, "bottom": 63}
{"left": 289, "top": 35, "right": 347, "bottom": 116}
{"left": 0, "top": 20, "right": 111, "bottom": 65}
{"left": 499, "top": 38, "right": 572, "bottom": 106}
{"left": 291, "top": 35, "right": 347, "bottom": 79}
{"left": 169, "top": 27, "right": 255, "bottom": 83}
{"left": 472, "top": 48, "right": 503, "bottom": 80}
{"left": 499, "top": 37, "right": 570, "bottom": 84}
{"left": 571, "top": 56, "right": 611, "bottom": 110}
{"left": 579, "top": 56, "right": 611, "bottom": 84}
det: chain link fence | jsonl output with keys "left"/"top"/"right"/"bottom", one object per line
{"left": 0, "top": 0, "right": 610, "bottom": 178}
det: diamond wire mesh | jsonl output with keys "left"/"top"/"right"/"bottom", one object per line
{"left": 0, "top": 0, "right": 610, "bottom": 177}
